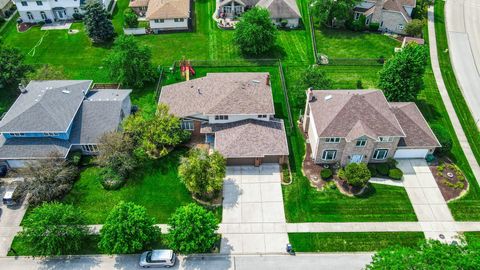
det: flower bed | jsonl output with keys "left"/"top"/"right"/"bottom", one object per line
{"left": 430, "top": 162, "right": 469, "bottom": 201}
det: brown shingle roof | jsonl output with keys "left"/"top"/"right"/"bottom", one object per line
{"left": 383, "top": 0, "right": 412, "bottom": 22}
{"left": 146, "top": 0, "right": 190, "bottom": 20}
{"left": 201, "top": 119, "right": 289, "bottom": 158}
{"left": 308, "top": 90, "right": 405, "bottom": 140}
{"left": 128, "top": 0, "right": 149, "bottom": 8}
{"left": 390, "top": 102, "right": 440, "bottom": 148}
{"left": 257, "top": 0, "right": 301, "bottom": 19}
{"left": 159, "top": 73, "right": 275, "bottom": 118}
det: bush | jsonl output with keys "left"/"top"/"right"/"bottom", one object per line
{"left": 356, "top": 80, "right": 363, "bottom": 89}
{"left": 72, "top": 12, "right": 84, "bottom": 20}
{"left": 280, "top": 19, "right": 288, "bottom": 28}
{"left": 320, "top": 168, "right": 333, "bottom": 180}
{"left": 368, "top": 164, "right": 378, "bottom": 177}
{"left": 345, "top": 163, "right": 371, "bottom": 187}
{"left": 369, "top": 22, "right": 380, "bottom": 31}
{"left": 389, "top": 168, "right": 404, "bottom": 180}
{"left": 338, "top": 168, "right": 346, "bottom": 180}
{"left": 386, "top": 158, "right": 398, "bottom": 169}
{"left": 100, "top": 168, "right": 125, "bottom": 190}
{"left": 376, "top": 163, "right": 390, "bottom": 176}
{"left": 431, "top": 124, "right": 452, "bottom": 157}
{"left": 68, "top": 151, "right": 83, "bottom": 166}
{"left": 0, "top": 17, "right": 5, "bottom": 23}
{"left": 405, "top": 19, "right": 424, "bottom": 37}
{"left": 123, "top": 8, "right": 139, "bottom": 28}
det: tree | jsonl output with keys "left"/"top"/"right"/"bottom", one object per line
{"left": 104, "top": 35, "right": 155, "bottom": 88}
{"left": 379, "top": 44, "right": 428, "bottom": 102}
{"left": 83, "top": 0, "right": 115, "bottom": 43}
{"left": 234, "top": 7, "right": 277, "bottom": 56}
{"left": 124, "top": 8, "right": 139, "bottom": 28}
{"left": 431, "top": 123, "right": 452, "bottom": 157}
{"left": 15, "top": 153, "right": 78, "bottom": 206}
{"left": 97, "top": 132, "right": 136, "bottom": 179}
{"left": 179, "top": 148, "right": 226, "bottom": 200}
{"left": 366, "top": 240, "right": 480, "bottom": 270}
{"left": 0, "top": 43, "right": 32, "bottom": 89}
{"left": 310, "top": 0, "right": 360, "bottom": 27}
{"left": 167, "top": 204, "right": 219, "bottom": 254}
{"left": 26, "top": 64, "right": 66, "bottom": 82}
{"left": 99, "top": 201, "right": 160, "bottom": 254}
{"left": 344, "top": 163, "right": 371, "bottom": 187}
{"left": 19, "top": 202, "right": 89, "bottom": 256}
{"left": 302, "top": 65, "right": 332, "bottom": 90}
{"left": 123, "top": 104, "right": 190, "bottom": 159}
{"left": 405, "top": 19, "right": 424, "bottom": 37}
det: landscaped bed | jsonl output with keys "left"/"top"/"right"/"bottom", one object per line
{"left": 289, "top": 232, "right": 425, "bottom": 252}
{"left": 430, "top": 162, "right": 469, "bottom": 201}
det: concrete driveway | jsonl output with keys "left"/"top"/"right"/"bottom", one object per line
{"left": 220, "top": 164, "right": 288, "bottom": 254}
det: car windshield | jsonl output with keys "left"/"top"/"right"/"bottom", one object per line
{"left": 146, "top": 251, "right": 152, "bottom": 262}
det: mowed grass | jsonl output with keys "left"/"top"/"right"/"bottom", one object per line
{"left": 63, "top": 149, "right": 195, "bottom": 224}
{"left": 289, "top": 232, "right": 425, "bottom": 252}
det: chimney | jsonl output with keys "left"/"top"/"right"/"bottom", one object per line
{"left": 307, "top": 87, "right": 314, "bottom": 102}
{"left": 266, "top": 74, "right": 270, "bottom": 86}
{"left": 19, "top": 83, "right": 27, "bottom": 94}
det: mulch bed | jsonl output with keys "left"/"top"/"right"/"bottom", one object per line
{"left": 17, "top": 23, "right": 34, "bottom": 32}
{"left": 299, "top": 122, "right": 325, "bottom": 189}
{"left": 335, "top": 179, "right": 365, "bottom": 196}
{"left": 430, "top": 162, "right": 469, "bottom": 201}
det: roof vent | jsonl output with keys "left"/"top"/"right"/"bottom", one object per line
{"left": 62, "top": 89, "right": 71, "bottom": 94}
{"left": 252, "top": 80, "right": 260, "bottom": 84}
{"left": 197, "top": 88, "right": 201, "bottom": 94}
{"left": 325, "top": 95, "right": 332, "bottom": 101}
{"left": 19, "top": 83, "right": 28, "bottom": 94}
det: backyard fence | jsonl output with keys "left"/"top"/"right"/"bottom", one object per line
{"left": 123, "top": 28, "right": 147, "bottom": 35}
{"left": 171, "top": 59, "right": 281, "bottom": 68}
{"left": 154, "top": 67, "right": 165, "bottom": 102}
{"left": 327, "top": 58, "right": 385, "bottom": 66}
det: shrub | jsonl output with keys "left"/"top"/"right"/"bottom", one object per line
{"left": 100, "top": 168, "right": 125, "bottom": 190}
{"left": 404, "top": 19, "right": 424, "bottom": 37}
{"left": 280, "top": 19, "right": 288, "bottom": 28}
{"left": 72, "top": 12, "right": 84, "bottom": 20}
{"left": 431, "top": 124, "right": 452, "bottom": 157}
{"left": 356, "top": 80, "right": 363, "bottom": 89}
{"left": 376, "top": 163, "right": 390, "bottom": 176}
{"left": 320, "top": 168, "right": 333, "bottom": 180}
{"left": 386, "top": 158, "right": 398, "bottom": 169}
{"left": 68, "top": 151, "right": 83, "bottom": 166}
{"left": 123, "top": 8, "right": 139, "bottom": 28}
{"left": 369, "top": 22, "right": 380, "bottom": 31}
{"left": 338, "top": 168, "right": 346, "bottom": 180}
{"left": 0, "top": 17, "right": 5, "bottom": 23}
{"left": 345, "top": 163, "right": 371, "bottom": 187}
{"left": 388, "top": 168, "right": 403, "bottom": 180}
{"left": 368, "top": 164, "right": 378, "bottom": 177}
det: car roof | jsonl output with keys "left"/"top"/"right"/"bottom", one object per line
{"left": 151, "top": 250, "right": 172, "bottom": 261}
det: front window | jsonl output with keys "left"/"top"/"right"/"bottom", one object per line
{"left": 74, "top": 8, "right": 79, "bottom": 13}
{"left": 356, "top": 139, "right": 367, "bottom": 147}
{"left": 354, "top": 12, "right": 360, "bottom": 20}
{"left": 322, "top": 150, "right": 337, "bottom": 161}
{"left": 378, "top": 136, "right": 394, "bottom": 142}
{"left": 21, "top": 1, "right": 27, "bottom": 6}
{"left": 258, "top": 115, "right": 267, "bottom": 119}
{"left": 36, "top": 1, "right": 43, "bottom": 6}
{"left": 40, "top": 11, "right": 47, "bottom": 20}
{"left": 373, "top": 149, "right": 388, "bottom": 160}
{"left": 325, "top": 137, "right": 340, "bottom": 143}
{"left": 181, "top": 120, "right": 194, "bottom": 130}
{"left": 9, "top": 133, "right": 26, "bottom": 137}
{"left": 26, "top": 12, "right": 34, "bottom": 20}
{"left": 174, "top": 18, "right": 184, "bottom": 22}
{"left": 82, "top": 145, "right": 99, "bottom": 153}
{"left": 214, "top": 115, "right": 228, "bottom": 121}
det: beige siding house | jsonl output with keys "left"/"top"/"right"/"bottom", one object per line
{"left": 129, "top": 0, "right": 190, "bottom": 32}
{"left": 303, "top": 89, "right": 440, "bottom": 166}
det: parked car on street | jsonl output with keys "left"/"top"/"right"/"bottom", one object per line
{"left": 139, "top": 249, "right": 176, "bottom": 268}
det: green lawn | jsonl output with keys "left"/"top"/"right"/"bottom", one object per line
{"left": 63, "top": 149, "right": 195, "bottom": 224}
{"left": 464, "top": 232, "right": 480, "bottom": 245}
{"left": 289, "top": 232, "right": 425, "bottom": 252}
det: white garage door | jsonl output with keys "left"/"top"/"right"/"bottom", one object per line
{"left": 394, "top": 149, "right": 429, "bottom": 159}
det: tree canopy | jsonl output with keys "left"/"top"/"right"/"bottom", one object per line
{"left": 83, "top": 0, "right": 115, "bottom": 43}
{"left": 310, "top": 0, "right": 360, "bottom": 27}
{"left": 179, "top": 148, "right": 226, "bottom": 200}
{"left": 366, "top": 240, "right": 480, "bottom": 270}
{"left": 167, "top": 203, "right": 219, "bottom": 254}
{"left": 99, "top": 201, "right": 160, "bottom": 254}
{"left": 234, "top": 7, "right": 277, "bottom": 56}
{"left": 123, "top": 104, "right": 190, "bottom": 159}
{"left": 0, "top": 43, "right": 32, "bottom": 89}
{"left": 124, "top": 8, "right": 139, "bottom": 28}
{"left": 404, "top": 19, "right": 424, "bottom": 37}
{"left": 379, "top": 44, "right": 428, "bottom": 102}
{"left": 19, "top": 202, "right": 89, "bottom": 256}
{"left": 302, "top": 65, "right": 332, "bottom": 89}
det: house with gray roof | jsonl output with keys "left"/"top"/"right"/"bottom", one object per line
{"left": 216, "top": 0, "right": 301, "bottom": 28}
{"left": 0, "top": 80, "right": 132, "bottom": 168}
{"left": 159, "top": 72, "right": 289, "bottom": 166}
{"left": 302, "top": 89, "right": 440, "bottom": 166}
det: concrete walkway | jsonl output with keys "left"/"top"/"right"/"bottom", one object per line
{"left": 428, "top": 6, "right": 480, "bottom": 188}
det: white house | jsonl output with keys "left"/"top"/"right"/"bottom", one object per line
{"left": 14, "top": 0, "right": 114, "bottom": 23}
{"left": 129, "top": 0, "right": 190, "bottom": 33}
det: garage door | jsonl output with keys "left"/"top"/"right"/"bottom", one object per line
{"left": 394, "top": 149, "right": 429, "bottom": 159}
{"left": 227, "top": 158, "right": 256, "bottom": 166}
{"left": 262, "top": 155, "right": 280, "bottom": 164}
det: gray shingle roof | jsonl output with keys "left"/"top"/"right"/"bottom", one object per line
{"left": 0, "top": 80, "right": 92, "bottom": 133}
{"left": 308, "top": 90, "right": 405, "bottom": 140}
{"left": 0, "top": 136, "right": 71, "bottom": 160}
{"left": 69, "top": 90, "right": 132, "bottom": 145}
{"left": 200, "top": 119, "right": 289, "bottom": 158}
{"left": 159, "top": 73, "right": 275, "bottom": 117}
{"left": 257, "top": 0, "right": 301, "bottom": 18}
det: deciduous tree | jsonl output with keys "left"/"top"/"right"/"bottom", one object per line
{"left": 179, "top": 148, "right": 226, "bottom": 200}
{"left": 83, "top": 0, "right": 115, "bottom": 43}
{"left": 404, "top": 19, "right": 424, "bottom": 37}
{"left": 0, "top": 43, "right": 32, "bottom": 89}
{"left": 124, "top": 8, "right": 139, "bottom": 28}
{"left": 379, "top": 44, "right": 428, "bottom": 102}
{"left": 99, "top": 201, "right": 160, "bottom": 254}
{"left": 19, "top": 202, "right": 89, "bottom": 256}
{"left": 104, "top": 35, "right": 155, "bottom": 88}
{"left": 168, "top": 203, "right": 219, "bottom": 254}
{"left": 302, "top": 65, "right": 332, "bottom": 90}
{"left": 310, "top": 0, "right": 360, "bottom": 27}
{"left": 234, "top": 7, "right": 277, "bottom": 56}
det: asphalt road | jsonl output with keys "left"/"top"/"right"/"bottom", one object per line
{"left": 445, "top": 0, "right": 480, "bottom": 126}
{"left": 0, "top": 254, "right": 373, "bottom": 270}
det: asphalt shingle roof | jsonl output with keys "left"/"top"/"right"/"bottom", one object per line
{"left": 257, "top": 0, "right": 301, "bottom": 18}
{"left": 0, "top": 136, "right": 71, "bottom": 159}
{"left": 146, "top": 0, "right": 190, "bottom": 20}
{"left": 0, "top": 80, "right": 92, "bottom": 133}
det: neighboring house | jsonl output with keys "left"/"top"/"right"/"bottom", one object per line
{"left": 353, "top": 0, "right": 416, "bottom": 34}
{"left": 302, "top": 89, "right": 440, "bottom": 166}
{"left": 159, "top": 72, "right": 289, "bottom": 166}
{"left": 129, "top": 0, "right": 190, "bottom": 33}
{"left": 0, "top": 80, "right": 132, "bottom": 168}
{"left": 216, "top": 0, "right": 301, "bottom": 28}
{"left": 14, "top": 0, "right": 114, "bottom": 23}
{"left": 0, "top": 0, "right": 14, "bottom": 18}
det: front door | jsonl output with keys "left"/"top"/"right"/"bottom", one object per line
{"left": 351, "top": 154, "right": 363, "bottom": 163}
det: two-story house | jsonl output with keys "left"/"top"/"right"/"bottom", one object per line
{"left": 303, "top": 89, "right": 440, "bottom": 166}
{"left": 14, "top": 0, "right": 114, "bottom": 23}
{"left": 216, "top": 0, "right": 301, "bottom": 28}
{"left": 128, "top": 0, "right": 190, "bottom": 33}
{"left": 159, "top": 72, "right": 289, "bottom": 166}
{"left": 0, "top": 80, "right": 131, "bottom": 168}
{"left": 353, "top": 0, "right": 416, "bottom": 34}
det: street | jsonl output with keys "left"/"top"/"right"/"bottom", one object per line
{"left": 0, "top": 254, "right": 373, "bottom": 270}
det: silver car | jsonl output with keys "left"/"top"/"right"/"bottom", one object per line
{"left": 139, "top": 249, "right": 176, "bottom": 268}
